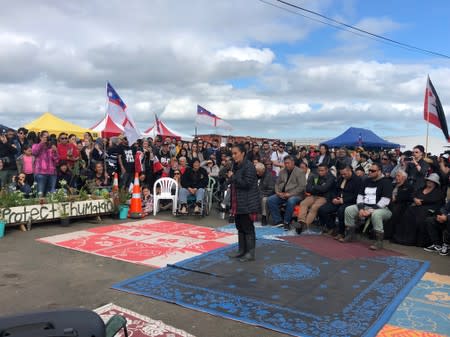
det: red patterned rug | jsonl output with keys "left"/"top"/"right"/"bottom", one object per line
{"left": 283, "top": 235, "right": 403, "bottom": 260}
{"left": 95, "top": 303, "right": 195, "bottom": 337}
{"left": 37, "top": 219, "right": 236, "bottom": 268}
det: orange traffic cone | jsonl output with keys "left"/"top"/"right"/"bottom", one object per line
{"left": 129, "top": 173, "right": 143, "bottom": 219}
{"left": 112, "top": 172, "right": 119, "bottom": 192}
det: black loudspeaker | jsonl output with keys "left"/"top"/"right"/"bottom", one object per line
{"left": 0, "top": 308, "right": 105, "bottom": 337}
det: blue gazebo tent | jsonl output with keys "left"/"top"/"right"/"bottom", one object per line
{"left": 322, "top": 127, "right": 400, "bottom": 149}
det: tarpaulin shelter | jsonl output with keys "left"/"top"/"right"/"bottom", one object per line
{"left": 25, "top": 112, "right": 97, "bottom": 138}
{"left": 321, "top": 127, "right": 400, "bottom": 149}
{"left": 142, "top": 119, "right": 193, "bottom": 141}
{"left": 90, "top": 114, "right": 124, "bottom": 138}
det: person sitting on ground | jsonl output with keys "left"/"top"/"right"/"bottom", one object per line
{"left": 56, "top": 161, "right": 75, "bottom": 190}
{"left": 141, "top": 185, "right": 153, "bottom": 216}
{"left": 383, "top": 169, "right": 414, "bottom": 240}
{"left": 255, "top": 162, "right": 275, "bottom": 226}
{"left": 424, "top": 199, "right": 450, "bottom": 256}
{"left": 342, "top": 162, "right": 393, "bottom": 250}
{"left": 179, "top": 158, "right": 208, "bottom": 214}
{"left": 9, "top": 173, "right": 31, "bottom": 197}
{"left": 267, "top": 155, "right": 306, "bottom": 229}
{"left": 392, "top": 173, "right": 443, "bottom": 247}
{"left": 87, "top": 162, "right": 110, "bottom": 189}
{"left": 297, "top": 163, "right": 336, "bottom": 234}
{"left": 318, "top": 165, "right": 361, "bottom": 240}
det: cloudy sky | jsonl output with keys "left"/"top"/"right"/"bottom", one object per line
{"left": 1, "top": 0, "right": 449, "bottom": 140}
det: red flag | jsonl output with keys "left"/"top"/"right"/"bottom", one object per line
{"left": 424, "top": 76, "right": 450, "bottom": 141}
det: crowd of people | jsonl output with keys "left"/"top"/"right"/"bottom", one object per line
{"left": 0, "top": 126, "right": 449, "bottom": 257}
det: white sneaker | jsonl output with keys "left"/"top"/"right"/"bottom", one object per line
{"left": 439, "top": 244, "right": 449, "bottom": 256}
{"left": 424, "top": 244, "right": 442, "bottom": 252}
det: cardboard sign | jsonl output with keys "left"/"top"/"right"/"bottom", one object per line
{"left": 0, "top": 199, "right": 114, "bottom": 225}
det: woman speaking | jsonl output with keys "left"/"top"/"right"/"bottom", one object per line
{"left": 227, "top": 144, "right": 261, "bottom": 262}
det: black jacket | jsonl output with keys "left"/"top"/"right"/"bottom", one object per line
{"left": 231, "top": 159, "right": 261, "bottom": 214}
{"left": 306, "top": 172, "right": 336, "bottom": 200}
{"left": 0, "top": 142, "right": 17, "bottom": 170}
{"left": 181, "top": 167, "right": 208, "bottom": 189}
{"left": 258, "top": 169, "right": 275, "bottom": 198}
{"left": 392, "top": 183, "right": 414, "bottom": 204}
{"left": 334, "top": 173, "right": 361, "bottom": 205}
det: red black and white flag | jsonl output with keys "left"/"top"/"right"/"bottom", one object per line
{"left": 424, "top": 76, "right": 450, "bottom": 141}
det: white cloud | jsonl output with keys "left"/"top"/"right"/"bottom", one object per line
{"left": 0, "top": 0, "right": 448, "bottom": 142}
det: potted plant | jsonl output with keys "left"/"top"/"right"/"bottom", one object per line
{"left": 59, "top": 207, "right": 70, "bottom": 227}
{"left": 0, "top": 214, "right": 6, "bottom": 238}
{"left": 117, "top": 187, "right": 130, "bottom": 220}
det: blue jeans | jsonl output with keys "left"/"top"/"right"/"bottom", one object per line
{"left": 267, "top": 194, "right": 301, "bottom": 225}
{"left": 179, "top": 188, "right": 205, "bottom": 204}
{"left": 35, "top": 174, "right": 57, "bottom": 197}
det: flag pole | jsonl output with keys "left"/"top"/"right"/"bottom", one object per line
{"left": 425, "top": 75, "right": 430, "bottom": 156}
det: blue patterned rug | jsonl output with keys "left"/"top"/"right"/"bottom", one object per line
{"left": 215, "top": 223, "right": 300, "bottom": 240}
{"left": 113, "top": 240, "right": 429, "bottom": 337}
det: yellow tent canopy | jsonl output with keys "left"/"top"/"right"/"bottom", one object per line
{"left": 24, "top": 112, "right": 98, "bottom": 139}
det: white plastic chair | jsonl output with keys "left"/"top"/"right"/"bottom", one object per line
{"left": 153, "top": 178, "right": 178, "bottom": 216}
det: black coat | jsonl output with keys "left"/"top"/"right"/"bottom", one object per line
{"left": 258, "top": 169, "right": 275, "bottom": 198}
{"left": 306, "top": 172, "right": 336, "bottom": 200}
{"left": 231, "top": 159, "right": 261, "bottom": 214}
{"left": 181, "top": 167, "right": 208, "bottom": 189}
{"left": 334, "top": 173, "right": 361, "bottom": 205}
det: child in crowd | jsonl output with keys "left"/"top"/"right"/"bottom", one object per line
{"left": 16, "top": 144, "right": 35, "bottom": 186}
{"left": 142, "top": 185, "right": 153, "bottom": 216}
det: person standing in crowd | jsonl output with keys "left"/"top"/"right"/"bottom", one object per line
{"left": 255, "top": 162, "right": 275, "bottom": 226}
{"left": 16, "top": 127, "right": 29, "bottom": 156}
{"left": 259, "top": 141, "right": 272, "bottom": 164}
{"left": 106, "top": 137, "right": 122, "bottom": 182}
{"left": 267, "top": 156, "right": 306, "bottom": 230}
{"left": 16, "top": 144, "right": 35, "bottom": 187}
{"left": 57, "top": 132, "right": 79, "bottom": 169}
{"left": 0, "top": 132, "right": 18, "bottom": 185}
{"left": 406, "top": 145, "right": 429, "bottom": 191}
{"left": 297, "top": 163, "right": 336, "bottom": 234}
{"left": 32, "top": 130, "right": 59, "bottom": 196}
{"left": 271, "top": 142, "right": 288, "bottom": 176}
{"left": 342, "top": 162, "right": 393, "bottom": 250}
{"left": 227, "top": 144, "right": 261, "bottom": 262}
{"left": 118, "top": 137, "right": 135, "bottom": 189}
{"left": 318, "top": 165, "right": 361, "bottom": 240}
{"left": 313, "top": 144, "right": 331, "bottom": 170}
{"left": 246, "top": 144, "right": 261, "bottom": 163}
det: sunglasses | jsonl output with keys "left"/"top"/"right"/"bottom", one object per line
{"left": 382, "top": 158, "right": 388, "bottom": 160}
{"left": 174, "top": 172, "right": 180, "bottom": 175}
{"left": 369, "top": 169, "right": 378, "bottom": 173}
{"left": 60, "top": 137, "right": 68, "bottom": 140}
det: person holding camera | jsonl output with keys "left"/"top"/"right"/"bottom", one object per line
{"left": 405, "top": 145, "right": 429, "bottom": 191}
{"left": 10, "top": 173, "right": 31, "bottom": 197}
{"left": 32, "top": 130, "right": 59, "bottom": 197}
